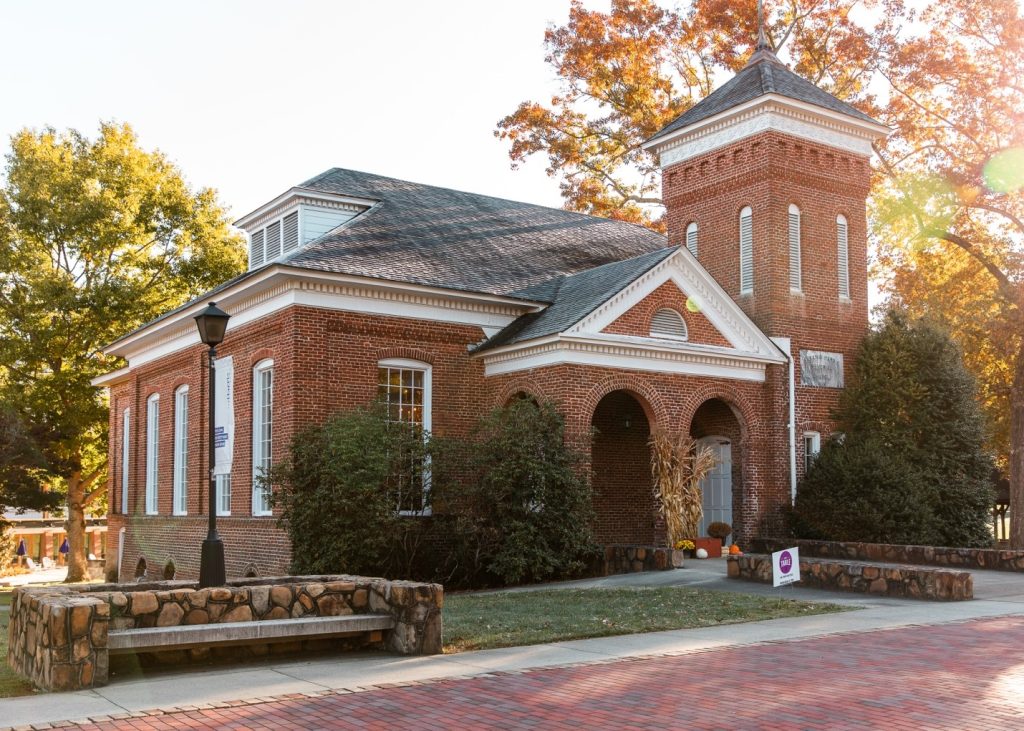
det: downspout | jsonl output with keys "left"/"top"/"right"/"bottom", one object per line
{"left": 771, "top": 337, "right": 797, "bottom": 503}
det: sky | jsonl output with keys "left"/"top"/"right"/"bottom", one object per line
{"left": 0, "top": 0, "right": 587, "bottom": 220}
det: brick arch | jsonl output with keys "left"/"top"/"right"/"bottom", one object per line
{"left": 494, "top": 378, "right": 548, "bottom": 408}
{"left": 373, "top": 347, "right": 435, "bottom": 366}
{"left": 577, "top": 375, "right": 669, "bottom": 435}
{"left": 678, "top": 384, "right": 758, "bottom": 441}
{"left": 248, "top": 348, "right": 277, "bottom": 369}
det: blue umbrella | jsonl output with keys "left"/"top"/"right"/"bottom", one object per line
{"left": 15, "top": 539, "right": 26, "bottom": 557}
{"left": 59, "top": 537, "right": 69, "bottom": 555}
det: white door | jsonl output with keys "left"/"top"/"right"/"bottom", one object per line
{"left": 698, "top": 437, "right": 732, "bottom": 543}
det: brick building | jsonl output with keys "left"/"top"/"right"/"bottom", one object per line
{"left": 95, "top": 44, "right": 889, "bottom": 581}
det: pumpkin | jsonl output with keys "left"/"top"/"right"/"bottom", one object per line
{"left": 729, "top": 544, "right": 742, "bottom": 555}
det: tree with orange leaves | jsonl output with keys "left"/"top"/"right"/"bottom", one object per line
{"left": 498, "top": 0, "right": 1024, "bottom": 547}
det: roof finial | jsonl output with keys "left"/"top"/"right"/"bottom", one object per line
{"left": 756, "top": 0, "right": 770, "bottom": 50}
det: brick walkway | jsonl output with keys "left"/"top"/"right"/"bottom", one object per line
{"left": 59, "top": 616, "right": 1024, "bottom": 730}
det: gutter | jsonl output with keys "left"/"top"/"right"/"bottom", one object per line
{"left": 771, "top": 336, "right": 797, "bottom": 503}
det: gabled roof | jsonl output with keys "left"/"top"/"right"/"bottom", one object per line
{"left": 478, "top": 247, "right": 677, "bottom": 351}
{"left": 280, "top": 168, "right": 668, "bottom": 296}
{"left": 649, "top": 55, "right": 879, "bottom": 143}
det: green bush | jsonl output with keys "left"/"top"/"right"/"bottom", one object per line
{"left": 271, "top": 406, "right": 430, "bottom": 577}
{"left": 792, "top": 310, "right": 994, "bottom": 547}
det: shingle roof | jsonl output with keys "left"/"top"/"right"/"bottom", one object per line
{"left": 649, "top": 55, "right": 879, "bottom": 143}
{"left": 284, "top": 168, "right": 668, "bottom": 296}
{"left": 477, "top": 247, "right": 678, "bottom": 351}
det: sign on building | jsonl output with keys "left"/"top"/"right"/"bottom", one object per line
{"left": 800, "top": 350, "right": 844, "bottom": 388}
{"left": 772, "top": 547, "right": 801, "bottom": 588}
{"left": 213, "top": 355, "right": 234, "bottom": 476}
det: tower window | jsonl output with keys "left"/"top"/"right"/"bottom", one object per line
{"left": 788, "top": 204, "right": 802, "bottom": 292}
{"left": 837, "top": 214, "right": 850, "bottom": 300}
{"left": 685, "top": 222, "right": 698, "bottom": 257}
{"left": 650, "top": 308, "right": 688, "bottom": 341}
{"left": 739, "top": 206, "right": 753, "bottom": 293}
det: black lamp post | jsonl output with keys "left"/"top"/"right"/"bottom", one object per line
{"left": 194, "top": 301, "right": 230, "bottom": 588}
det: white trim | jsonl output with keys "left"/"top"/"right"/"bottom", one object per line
{"left": 172, "top": 385, "right": 189, "bottom": 516}
{"left": 102, "top": 266, "right": 544, "bottom": 369}
{"left": 377, "top": 358, "right": 432, "bottom": 516}
{"left": 803, "top": 431, "right": 822, "bottom": 474}
{"left": 772, "top": 336, "right": 797, "bottom": 503}
{"left": 234, "top": 187, "right": 377, "bottom": 229}
{"left": 91, "top": 366, "right": 131, "bottom": 388}
{"left": 644, "top": 93, "right": 890, "bottom": 164}
{"left": 837, "top": 214, "right": 850, "bottom": 300}
{"left": 482, "top": 333, "right": 773, "bottom": 381}
{"left": 251, "top": 359, "right": 274, "bottom": 517}
{"left": 788, "top": 204, "right": 802, "bottom": 293}
{"left": 120, "top": 408, "right": 130, "bottom": 515}
{"left": 216, "top": 474, "right": 232, "bottom": 517}
{"left": 145, "top": 394, "right": 159, "bottom": 516}
{"left": 685, "top": 221, "right": 698, "bottom": 257}
{"left": 739, "top": 207, "right": 753, "bottom": 294}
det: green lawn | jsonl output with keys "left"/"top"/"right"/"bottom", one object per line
{"left": 443, "top": 586, "right": 848, "bottom": 653}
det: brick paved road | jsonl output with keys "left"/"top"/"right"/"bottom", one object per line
{"left": 65, "top": 616, "right": 1024, "bottom": 730}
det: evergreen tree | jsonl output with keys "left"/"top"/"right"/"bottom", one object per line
{"left": 794, "top": 309, "right": 994, "bottom": 547}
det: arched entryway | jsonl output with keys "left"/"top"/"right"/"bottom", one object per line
{"left": 591, "top": 390, "right": 655, "bottom": 545}
{"left": 690, "top": 398, "right": 744, "bottom": 543}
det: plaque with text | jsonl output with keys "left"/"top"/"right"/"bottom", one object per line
{"left": 800, "top": 350, "right": 844, "bottom": 388}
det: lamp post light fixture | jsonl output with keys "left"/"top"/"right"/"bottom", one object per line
{"left": 194, "top": 301, "right": 230, "bottom": 588}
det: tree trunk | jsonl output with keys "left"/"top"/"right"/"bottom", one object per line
{"left": 65, "top": 472, "right": 89, "bottom": 583}
{"left": 1010, "top": 344, "right": 1024, "bottom": 549}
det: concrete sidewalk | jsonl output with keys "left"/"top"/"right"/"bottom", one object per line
{"left": 3, "top": 560, "right": 1024, "bottom": 729}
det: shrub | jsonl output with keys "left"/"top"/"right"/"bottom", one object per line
{"left": 272, "top": 405, "right": 430, "bottom": 577}
{"left": 792, "top": 310, "right": 994, "bottom": 547}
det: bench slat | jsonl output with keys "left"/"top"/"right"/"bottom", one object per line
{"left": 108, "top": 614, "right": 395, "bottom": 654}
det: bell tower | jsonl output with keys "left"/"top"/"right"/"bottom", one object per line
{"left": 644, "top": 17, "right": 890, "bottom": 479}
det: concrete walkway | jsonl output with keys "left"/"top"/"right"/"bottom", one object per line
{"left": 3, "top": 560, "right": 1024, "bottom": 729}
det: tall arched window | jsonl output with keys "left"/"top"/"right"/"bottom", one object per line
{"left": 739, "top": 206, "right": 753, "bottom": 293}
{"left": 788, "top": 204, "right": 802, "bottom": 292}
{"left": 837, "top": 214, "right": 850, "bottom": 300}
{"left": 172, "top": 385, "right": 189, "bottom": 516}
{"left": 121, "top": 408, "right": 130, "bottom": 514}
{"left": 252, "top": 359, "right": 274, "bottom": 516}
{"left": 378, "top": 358, "right": 432, "bottom": 515}
{"left": 685, "top": 221, "right": 698, "bottom": 257}
{"left": 145, "top": 394, "right": 159, "bottom": 515}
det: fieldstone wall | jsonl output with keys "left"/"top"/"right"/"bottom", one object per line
{"left": 728, "top": 554, "right": 973, "bottom": 601}
{"left": 602, "top": 545, "right": 673, "bottom": 574}
{"left": 755, "top": 538, "right": 1024, "bottom": 573}
{"left": 8, "top": 575, "right": 442, "bottom": 692}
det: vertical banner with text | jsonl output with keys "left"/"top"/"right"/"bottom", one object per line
{"left": 213, "top": 355, "right": 234, "bottom": 476}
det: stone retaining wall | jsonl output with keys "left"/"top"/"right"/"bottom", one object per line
{"left": 755, "top": 538, "right": 1024, "bottom": 573}
{"left": 8, "top": 575, "right": 442, "bottom": 692}
{"left": 728, "top": 554, "right": 973, "bottom": 600}
{"left": 602, "top": 545, "right": 674, "bottom": 574}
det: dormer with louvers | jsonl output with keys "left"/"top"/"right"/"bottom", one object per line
{"left": 235, "top": 188, "right": 377, "bottom": 271}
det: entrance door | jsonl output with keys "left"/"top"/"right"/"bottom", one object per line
{"left": 698, "top": 437, "right": 732, "bottom": 543}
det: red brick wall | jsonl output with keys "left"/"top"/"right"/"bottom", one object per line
{"left": 662, "top": 129, "right": 872, "bottom": 481}
{"left": 603, "top": 280, "right": 731, "bottom": 348}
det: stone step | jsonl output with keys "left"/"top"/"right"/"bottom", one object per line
{"left": 108, "top": 614, "right": 396, "bottom": 654}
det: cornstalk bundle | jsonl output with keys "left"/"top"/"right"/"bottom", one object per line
{"left": 650, "top": 430, "right": 718, "bottom": 545}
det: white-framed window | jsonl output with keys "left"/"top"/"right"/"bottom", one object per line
{"left": 803, "top": 432, "right": 821, "bottom": 473}
{"left": 685, "top": 221, "right": 698, "bottom": 257}
{"left": 739, "top": 206, "right": 753, "bottom": 294}
{"left": 145, "top": 394, "right": 159, "bottom": 515}
{"left": 172, "top": 386, "right": 189, "bottom": 516}
{"left": 121, "top": 408, "right": 130, "bottom": 515}
{"left": 837, "top": 214, "right": 850, "bottom": 300}
{"left": 788, "top": 204, "right": 802, "bottom": 292}
{"left": 377, "top": 358, "right": 432, "bottom": 515}
{"left": 649, "top": 308, "right": 689, "bottom": 341}
{"left": 252, "top": 359, "right": 274, "bottom": 516}
{"left": 217, "top": 474, "right": 232, "bottom": 516}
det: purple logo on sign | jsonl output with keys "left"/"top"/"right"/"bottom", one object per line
{"left": 779, "top": 550, "right": 793, "bottom": 574}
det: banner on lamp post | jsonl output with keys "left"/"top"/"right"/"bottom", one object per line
{"left": 213, "top": 355, "right": 234, "bottom": 476}
{"left": 772, "top": 547, "right": 800, "bottom": 588}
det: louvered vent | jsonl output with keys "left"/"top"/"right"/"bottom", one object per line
{"left": 265, "top": 220, "right": 282, "bottom": 261}
{"left": 739, "top": 207, "right": 753, "bottom": 293}
{"left": 686, "top": 222, "right": 698, "bottom": 257}
{"left": 249, "top": 229, "right": 265, "bottom": 269}
{"left": 650, "top": 308, "right": 688, "bottom": 340}
{"left": 837, "top": 215, "right": 850, "bottom": 299}
{"left": 282, "top": 211, "right": 300, "bottom": 254}
{"left": 788, "top": 204, "right": 802, "bottom": 291}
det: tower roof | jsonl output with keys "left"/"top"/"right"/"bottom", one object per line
{"left": 648, "top": 54, "right": 880, "bottom": 143}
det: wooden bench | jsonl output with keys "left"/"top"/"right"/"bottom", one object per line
{"left": 108, "top": 614, "right": 396, "bottom": 654}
